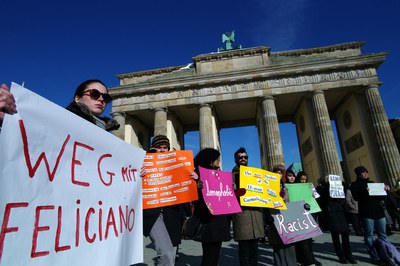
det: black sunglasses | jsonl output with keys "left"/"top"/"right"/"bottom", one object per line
{"left": 82, "top": 89, "right": 112, "bottom": 103}
{"left": 238, "top": 155, "right": 248, "bottom": 159}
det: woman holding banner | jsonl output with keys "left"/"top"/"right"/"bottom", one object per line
{"left": 66, "top": 79, "right": 119, "bottom": 131}
{"left": 193, "top": 148, "right": 232, "bottom": 266}
{"left": 266, "top": 164, "right": 297, "bottom": 266}
{"left": 293, "top": 171, "right": 321, "bottom": 266}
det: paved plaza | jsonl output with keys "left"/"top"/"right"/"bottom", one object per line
{"left": 136, "top": 229, "right": 400, "bottom": 266}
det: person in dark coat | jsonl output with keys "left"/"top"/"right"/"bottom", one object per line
{"left": 232, "top": 147, "right": 264, "bottom": 266}
{"left": 351, "top": 165, "right": 390, "bottom": 265}
{"left": 143, "top": 135, "right": 198, "bottom": 266}
{"left": 387, "top": 186, "right": 400, "bottom": 231}
{"left": 193, "top": 148, "right": 232, "bottom": 266}
{"left": 315, "top": 177, "right": 330, "bottom": 231}
{"left": 319, "top": 176, "right": 357, "bottom": 264}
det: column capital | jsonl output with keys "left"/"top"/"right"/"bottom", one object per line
{"left": 199, "top": 103, "right": 213, "bottom": 108}
{"left": 365, "top": 84, "right": 380, "bottom": 91}
{"left": 154, "top": 107, "right": 168, "bottom": 113}
{"left": 311, "top": 90, "right": 325, "bottom": 96}
{"left": 110, "top": 111, "right": 126, "bottom": 117}
{"left": 199, "top": 103, "right": 215, "bottom": 112}
{"left": 262, "top": 95, "right": 275, "bottom": 100}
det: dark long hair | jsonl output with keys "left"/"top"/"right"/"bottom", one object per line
{"left": 194, "top": 148, "right": 220, "bottom": 170}
{"left": 74, "top": 79, "right": 107, "bottom": 97}
{"left": 295, "top": 171, "right": 308, "bottom": 183}
{"left": 68, "top": 79, "right": 108, "bottom": 106}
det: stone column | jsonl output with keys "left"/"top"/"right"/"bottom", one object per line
{"left": 154, "top": 108, "right": 167, "bottom": 136}
{"left": 112, "top": 112, "right": 125, "bottom": 140}
{"left": 260, "top": 96, "right": 284, "bottom": 170}
{"left": 199, "top": 103, "right": 214, "bottom": 149}
{"left": 364, "top": 85, "right": 400, "bottom": 186}
{"left": 311, "top": 90, "right": 342, "bottom": 178}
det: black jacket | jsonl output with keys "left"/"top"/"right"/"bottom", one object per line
{"left": 319, "top": 181, "right": 349, "bottom": 232}
{"left": 143, "top": 205, "right": 182, "bottom": 246}
{"left": 351, "top": 177, "right": 385, "bottom": 219}
{"left": 193, "top": 168, "right": 231, "bottom": 243}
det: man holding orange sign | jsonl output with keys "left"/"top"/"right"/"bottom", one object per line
{"left": 142, "top": 135, "right": 198, "bottom": 266}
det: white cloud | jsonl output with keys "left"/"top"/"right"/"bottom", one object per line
{"left": 251, "top": 0, "right": 312, "bottom": 50}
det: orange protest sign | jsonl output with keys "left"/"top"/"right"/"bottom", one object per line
{"left": 142, "top": 150, "right": 198, "bottom": 209}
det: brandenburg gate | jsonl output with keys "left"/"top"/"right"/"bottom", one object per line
{"left": 109, "top": 41, "right": 400, "bottom": 186}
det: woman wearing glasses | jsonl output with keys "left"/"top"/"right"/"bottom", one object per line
{"left": 66, "top": 79, "right": 119, "bottom": 131}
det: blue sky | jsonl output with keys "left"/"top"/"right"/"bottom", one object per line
{"left": 2, "top": 0, "right": 399, "bottom": 172}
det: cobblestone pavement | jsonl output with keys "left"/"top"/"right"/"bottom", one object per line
{"left": 136, "top": 229, "right": 400, "bottom": 266}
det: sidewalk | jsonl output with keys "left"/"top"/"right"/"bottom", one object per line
{"left": 138, "top": 230, "right": 400, "bottom": 266}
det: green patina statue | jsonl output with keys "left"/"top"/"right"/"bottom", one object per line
{"left": 218, "top": 30, "right": 242, "bottom": 52}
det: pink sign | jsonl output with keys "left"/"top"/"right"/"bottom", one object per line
{"left": 199, "top": 167, "right": 242, "bottom": 215}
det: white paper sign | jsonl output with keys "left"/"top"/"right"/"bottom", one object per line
{"left": 368, "top": 183, "right": 387, "bottom": 196}
{"left": 329, "top": 175, "right": 345, "bottom": 198}
{"left": 0, "top": 83, "right": 145, "bottom": 265}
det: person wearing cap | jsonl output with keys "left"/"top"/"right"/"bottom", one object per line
{"left": 231, "top": 147, "right": 264, "bottom": 266}
{"left": 351, "top": 165, "right": 390, "bottom": 265}
{"left": 143, "top": 135, "right": 197, "bottom": 266}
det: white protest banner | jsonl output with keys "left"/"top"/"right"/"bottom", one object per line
{"left": 329, "top": 175, "right": 345, "bottom": 198}
{"left": 368, "top": 183, "right": 387, "bottom": 196}
{"left": 0, "top": 83, "right": 145, "bottom": 265}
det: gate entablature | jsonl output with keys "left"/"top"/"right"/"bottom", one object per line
{"left": 110, "top": 41, "right": 400, "bottom": 186}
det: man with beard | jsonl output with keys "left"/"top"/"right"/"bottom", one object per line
{"left": 231, "top": 147, "right": 265, "bottom": 266}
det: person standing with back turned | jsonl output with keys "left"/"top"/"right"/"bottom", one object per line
{"left": 232, "top": 147, "right": 265, "bottom": 266}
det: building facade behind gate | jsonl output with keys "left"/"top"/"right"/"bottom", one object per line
{"left": 109, "top": 41, "right": 400, "bottom": 186}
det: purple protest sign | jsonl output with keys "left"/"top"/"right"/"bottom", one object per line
{"left": 269, "top": 201, "right": 322, "bottom": 244}
{"left": 199, "top": 166, "right": 242, "bottom": 215}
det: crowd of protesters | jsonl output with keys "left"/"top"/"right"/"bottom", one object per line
{"left": 2, "top": 83, "right": 400, "bottom": 266}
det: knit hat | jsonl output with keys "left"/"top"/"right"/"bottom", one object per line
{"left": 272, "top": 164, "right": 286, "bottom": 173}
{"left": 354, "top": 166, "right": 368, "bottom": 176}
{"left": 151, "top": 135, "right": 170, "bottom": 150}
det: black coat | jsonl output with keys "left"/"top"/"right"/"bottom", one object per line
{"left": 319, "top": 181, "right": 349, "bottom": 232}
{"left": 351, "top": 177, "right": 385, "bottom": 219}
{"left": 193, "top": 173, "right": 231, "bottom": 243}
{"left": 143, "top": 205, "right": 182, "bottom": 246}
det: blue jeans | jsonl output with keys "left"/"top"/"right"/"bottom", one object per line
{"left": 361, "top": 217, "right": 387, "bottom": 261}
